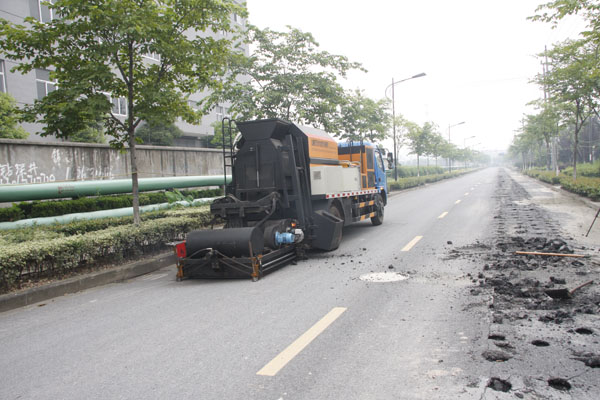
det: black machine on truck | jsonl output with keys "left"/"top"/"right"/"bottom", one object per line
{"left": 173, "top": 118, "right": 391, "bottom": 281}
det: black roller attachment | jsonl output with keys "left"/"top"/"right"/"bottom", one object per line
{"left": 186, "top": 227, "right": 264, "bottom": 258}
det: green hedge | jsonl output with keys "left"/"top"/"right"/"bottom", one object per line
{"left": 523, "top": 169, "right": 561, "bottom": 185}
{"left": 0, "top": 188, "right": 222, "bottom": 223}
{"left": 0, "top": 206, "right": 213, "bottom": 292}
{"left": 563, "top": 161, "right": 600, "bottom": 178}
{"left": 559, "top": 176, "right": 600, "bottom": 200}
{"left": 388, "top": 170, "right": 470, "bottom": 191}
{"left": 524, "top": 169, "right": 600, "bottom": 201}
{"left": 387, "top": 165, "right": 446, "bottom": 178}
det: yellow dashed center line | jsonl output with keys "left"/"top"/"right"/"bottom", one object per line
{"left": 438, "top": 212, "right": 448, "bottom": 219}
{"left": 257, "top": 307, "right": 347, "bottom": 376}
{"left": 455, "top": 200, "right": 461, "bottom": 204}
{"left": 401, "top": 235, "right": 423, "bottom": 252}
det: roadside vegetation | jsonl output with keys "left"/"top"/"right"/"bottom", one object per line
{"left": 524, "top": 163, "right": 600, "bottom": 201}
{"left": 510, "top": 1, "right": 600, "bottom": 180}
{"left": 388, "top": 168, "right": 476, "bottom": 191}
{"left": 0, "top": 205, "right": 213, "bottom": 293}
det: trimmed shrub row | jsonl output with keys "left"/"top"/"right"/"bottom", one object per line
{"left": 0, "top": 206, "right": 213, "bottom": 292}
{"left": 387, "top": 165, "right": 447, "bottom": 178}
{"left": 563, "top": 161, "right": 600, "bottom": 178}
{"left": 388, "top": 170, "right": 471, "bottom": 191}
{"left": 0, "top": 188, "right": 222, "bottom": 222}
{"left": 524, "top": 169, "right": 600, "bottom": 201}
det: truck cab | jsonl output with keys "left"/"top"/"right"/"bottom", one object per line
{"left": 337, "top": 141, "right": 388, "bottom": 205}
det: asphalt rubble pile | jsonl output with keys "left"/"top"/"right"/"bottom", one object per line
{"left": 453, "top": 170, "right": 600, "bottom": 399}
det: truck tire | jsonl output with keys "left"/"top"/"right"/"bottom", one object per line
{"left": 371, "top": 194, "right": 384, "bottom": 226}
{"left": 329, "top": 204, "right": 343, "bottom": 249}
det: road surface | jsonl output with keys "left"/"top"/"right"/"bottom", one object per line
{"left": 1, "top": 168, "right": 597, "bottom": 399}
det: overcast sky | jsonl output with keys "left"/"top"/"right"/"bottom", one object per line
{"left": 246, "top": 0, "right": 585, "bottom": 154}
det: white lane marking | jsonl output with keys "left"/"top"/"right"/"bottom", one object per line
{"left": 438, "top": 212, "right": 448, "bottom": 219}
{"left": 464, "top": 192, "right": 469, "bottom": 196}
{"left": 257, "top": 307, "right": 347, "bottom": 376}
{"left": 401, "top": 235, "right": 423, "bottom": 252}
{"left": 470, "top": 187, "right": 474, "bottom": 190}
{"left": 455, "top": 200, "right": 461, "bottom": 204}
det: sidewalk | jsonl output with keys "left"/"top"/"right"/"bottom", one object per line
{"left": 508, "top": 169, "right": 600, "bottom": 249}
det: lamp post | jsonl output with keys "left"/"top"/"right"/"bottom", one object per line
{"left": 385, "top": 72, "right": 426, "bottom": 181}
{"left": 447, "top": 121, "right": 465, "bottom": 172}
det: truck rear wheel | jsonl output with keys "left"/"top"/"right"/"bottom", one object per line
{"left": 329, "top": 204, "right": 343, "bottom": 250}
{"left": 371, "top": 194, "right": 384, "bottom": 226}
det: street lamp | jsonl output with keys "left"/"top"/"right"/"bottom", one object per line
{"left": 385, "top": 72, "right": 426, "bottom": 180}
{"left": 463, "top": 135, "right": 476, "bottom": 148}
{"left": 447, "top": 121, "right": 465, "bottom": 172}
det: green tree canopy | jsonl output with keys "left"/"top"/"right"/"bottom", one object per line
{"left": 403, "top": 121, "right": 436, "bottom": 176}
{"left": 204, "top": 25, "right": 364, "bottom": 134}
{"left": 338, "top": 89, "right": 390, "bottom": 142}
{"left": 0, "top": 92, "right": 28, "bottom": 139}
{"left": 0, "top": 0, "right": 246, "bottom": 223}
{"left": 136, "top": 121, "right": 183, "bottom": 146}
{"left": 535, "top": 39, "right": 597, "bottom": 178}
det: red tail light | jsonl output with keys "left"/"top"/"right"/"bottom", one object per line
{"left": 175, "top": 241, "right": 187, "bottom": 258}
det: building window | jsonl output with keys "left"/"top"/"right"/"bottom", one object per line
{"left": 38, "top": 0, "right": 55, "bottom": 23}
{"left": 233, "top": 13, "right": 243, "bottom": 25}
{"left": 35, "top": 69, "right": 57, "bottom": 99}
{"left": 0, "top": 60, "right": 6, "bottom": 93}
{"left": 216, "top": 105, "right": 224, "bottom": 121}
{"left": 111, "top": 96, "right": 127, "bottom": 116}
{"left": 187, "top": 100, "right": 198, "bottom": 110}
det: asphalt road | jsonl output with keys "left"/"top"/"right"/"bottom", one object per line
{"left": 1, "top": 168, "right": 503, "bottom": 399}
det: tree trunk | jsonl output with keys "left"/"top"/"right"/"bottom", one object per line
{"left": 573, "top": 130, "right": 578, "bottom": 180}
{"left": 130, "top": 133, "right": 140, "bottom": 225}
{"left": 545, "top": 139, "right": 551, "bottom": 170}
{"left": 127, "top": 40, "right": 140, "bottom": 225}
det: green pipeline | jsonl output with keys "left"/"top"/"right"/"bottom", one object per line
{"left": 0, "top": 198, "right": 216, "bottom": 230}
{"left": 0, "top": 175, "right": 231, "bottom": 203}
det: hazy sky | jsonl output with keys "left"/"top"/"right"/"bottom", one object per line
{"left": 246, "top": 0, "right": 585, "bottom": 153}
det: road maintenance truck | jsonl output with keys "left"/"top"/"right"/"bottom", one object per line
{"left": 173, "top": 118, "right": 391, "bottom": 280}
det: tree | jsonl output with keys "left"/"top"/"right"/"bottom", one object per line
{"left": 338, "top": 89, "right": 390, "bottom": 142}
{"left": 404, "top": 121, "right": 435, "bottom": 177}
{"left": 536, "top": 40, "right": 596, "bottom": 179}
{"left": 136, "top": 121, "right": 183, "bottom": 146}
{"left": 69, "top": 124, "right": 107, "bottom": 144}
{"left": 531, "top": 1, "right": 600, "bottom": 179}
{"left": 210, "top": 119, "right": 239, "bottom": 148}
{"left": 427, "top": 129, "right": 445, "bottom": 167}
{"left": 0, "top": 92, "right": 28, "bottom": 139}
{"left": 0, "top": 0, "right": 245, "bottom": 224}
{"left": 205, "top": 25, "right": 364, "bottom": 134}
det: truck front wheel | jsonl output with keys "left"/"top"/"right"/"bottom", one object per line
{"left": 371, "top": 194, "right": 384, "bottom": 226}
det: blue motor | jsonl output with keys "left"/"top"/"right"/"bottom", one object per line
{"left": 275, "top": 232, "right": 295, "bottom": 245}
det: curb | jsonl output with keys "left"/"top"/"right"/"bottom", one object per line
{"left": 0, "top": 252, "right": 175, "bottom": 314}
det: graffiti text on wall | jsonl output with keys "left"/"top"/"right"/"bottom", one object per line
{"left": 0, "top": 162, "right": 56, "bottom": 184}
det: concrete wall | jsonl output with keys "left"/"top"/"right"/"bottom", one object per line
{"left": 0, "top": 139, "right": 225, "bottom": 185}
